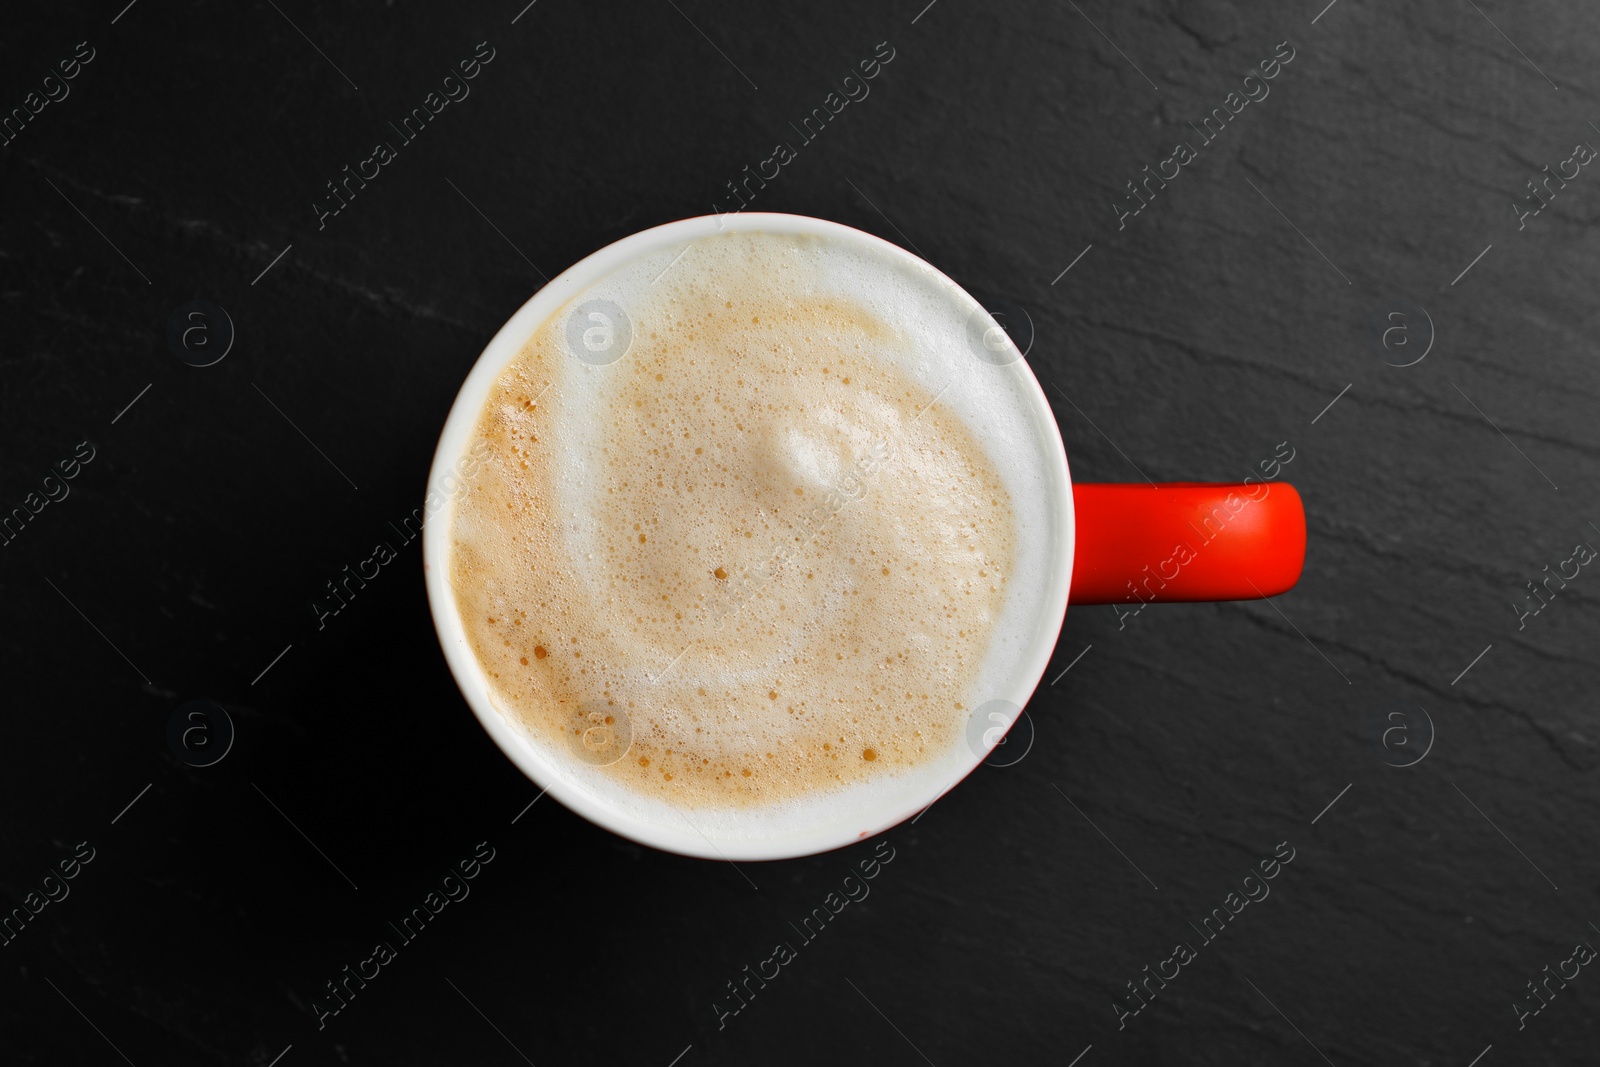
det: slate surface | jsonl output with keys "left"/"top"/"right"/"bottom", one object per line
{"left": 2, "top": 1, "right": 1597, "bottom": 1064}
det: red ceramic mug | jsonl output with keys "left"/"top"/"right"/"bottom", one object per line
{"left": 424, "top": 213, "right": 1306, "bottom": 860}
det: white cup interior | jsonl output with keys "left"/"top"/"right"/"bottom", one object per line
{"left": 422, "top": 212, "right": 1075, "bottom": 860}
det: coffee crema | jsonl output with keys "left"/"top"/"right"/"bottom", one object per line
{"left": 448, "top": 231, "right": 1031, "bottom": 811}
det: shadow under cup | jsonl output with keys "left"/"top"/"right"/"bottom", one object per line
{"left": 424, "top": 212, "right": 1076, "bottom": 861}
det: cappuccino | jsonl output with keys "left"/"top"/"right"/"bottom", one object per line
{"left": 448, "top": 230, "right": 1058, "bottom": 825}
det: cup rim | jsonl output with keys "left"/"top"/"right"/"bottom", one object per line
{"left": 422, "top": 212, "right": 1075, "bottom": 860}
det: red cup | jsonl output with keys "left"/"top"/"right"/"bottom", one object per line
{"left": 425, "top": 212, "right": 1310, "bottom": 860}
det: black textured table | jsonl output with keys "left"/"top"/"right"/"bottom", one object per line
{"left": 4, "top": 1, "right": 1597, "bottom": 1064}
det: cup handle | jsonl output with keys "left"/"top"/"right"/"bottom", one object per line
{"left": 1068, "top": 483, "right": 1306, "bottom": 605}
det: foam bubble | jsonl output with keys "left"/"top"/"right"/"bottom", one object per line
{"left": 448, "top": 230, "right": 1059, "bottom": 836}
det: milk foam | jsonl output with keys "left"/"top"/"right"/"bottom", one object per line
{"left": 448, "top": 230, "right": 1060, "bottom": 838}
